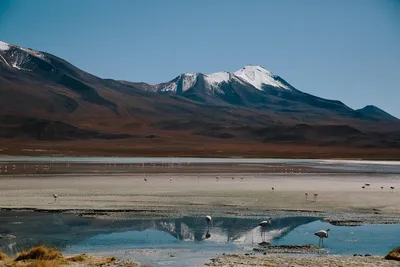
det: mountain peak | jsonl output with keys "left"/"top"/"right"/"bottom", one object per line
{"left": 0, "top": 41, "right": 11, "bottom": 51}
{"left": 234, "top": 65, "right": 290, "bottom": 90}
{"left": 0, "top": 40, "right": 49, "bottom": 71}
{"left": 357, "top": 105, "right": 398, "bottom": 120}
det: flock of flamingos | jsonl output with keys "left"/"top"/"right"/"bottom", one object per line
{"left": 0, "top": 161, "right": 397, "bottom": 248}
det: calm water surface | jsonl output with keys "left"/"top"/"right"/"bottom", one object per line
{"left": 0, "top": 211, "right": 399, "bottom": 266}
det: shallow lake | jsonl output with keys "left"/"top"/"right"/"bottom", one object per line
{"left": 1, "top": 156, "right": 400, "bottom": 173}
{"left": 0, "top": 211, "right": 399, "bottom": 266}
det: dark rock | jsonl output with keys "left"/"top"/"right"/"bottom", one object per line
{"left": 258, "top": 241, "right": 270, "bottom": 247}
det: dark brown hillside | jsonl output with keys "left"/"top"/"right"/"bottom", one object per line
{"left": 0, "top": 40, "right": 399, "bottom": 157}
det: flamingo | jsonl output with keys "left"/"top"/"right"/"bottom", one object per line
{"left": 315, "top": 229, "right": 330, "bottom": 247}
{"left": 258, "top": 218, "right": 272, "bottom": 228}
{"left": 205, "top": 215, "right": 212, "bottom": 229}
{"left": 259, "top": 218, "right": 272, "bottom": 242}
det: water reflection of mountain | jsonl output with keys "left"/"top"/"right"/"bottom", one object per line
{"left": 152, "top": 216, "right": 319, "bottom": 244}
{"left": 0, "top": 211, "right": 319, "bottom": 254}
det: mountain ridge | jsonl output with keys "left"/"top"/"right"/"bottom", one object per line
{"left": 1, "top": 40, "right": 400, "bottom": 157}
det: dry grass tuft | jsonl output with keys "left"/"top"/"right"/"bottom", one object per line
{"left": 15, "top": 245, "right": 63, "bottom": 261}
{"left": 0, "top": 251, "right": 9, "bottom": 260}
{"left": 385, "top": 247, "right": 400, "bottom": 261}
{"left": 0, "top": 245, "right": 126, "bottom": 266}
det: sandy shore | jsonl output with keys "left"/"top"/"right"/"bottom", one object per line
{"left": 0, "top": 172, "right": 399, "bottom": 219}
{"left": 205, "top": 254, "right": 400, "bottom": 267}
{"left": 0, "top": 167, "right": 399, "bottom": 267}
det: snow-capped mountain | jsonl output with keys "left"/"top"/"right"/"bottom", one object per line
{"left": 152, "top": 65, "right": 293, "bottom": 95}
{"left": 234, "top": 65, "right": 292, "bottom": 91}
{"left": 150, "top": 65, "right": 358, "bottom": 115}
{"left": 0, "top": 41, "right": 51, "bottom": 72}
{"left": 1, "top": 39, "right": 399, "bottom": 147}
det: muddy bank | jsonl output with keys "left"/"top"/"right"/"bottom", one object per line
{"left": 205, "top": 254, "right": 400, "bottom": 267}
{"left": 253, "top": 244, "right": 325, "bottom": 254}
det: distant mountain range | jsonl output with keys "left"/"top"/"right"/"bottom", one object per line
{"left": 1, "top": 40, "right": 399, "bottom": 155}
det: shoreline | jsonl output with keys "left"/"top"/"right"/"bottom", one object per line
{"left": 205, "top": 254, "right": 400, "bottom": 267}
{"left": 1, "top": 207, "right": 400, "bottom": 226}
{"left": 0, "top": 172, "right": 399, "bottom": 217}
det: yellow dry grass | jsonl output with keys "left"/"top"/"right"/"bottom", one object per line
{"left": 15, "top": 246, "right": 63, "bottom": 261}
{"left": 0, "top": 252, "right": 8, "bottom": 260}
{"left": 0, "top": 246, "right": 120, "bottom": 267}
{"left": 385, "top": 247, "right": 400, "bottom": 261}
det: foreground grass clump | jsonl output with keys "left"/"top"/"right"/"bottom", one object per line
{"left": 385, "top": 247, "right": 400, "bottom": 261}
{"left": 0, "top": 251, "right": 8, "bottom": 260}
{"left": 0, "top": 245, "right": 122, "bottom": 266}
{"left": 15, "top": 246, "right": 63, "bottom": 261}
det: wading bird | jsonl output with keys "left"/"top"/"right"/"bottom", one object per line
{"left": 390, "top": 186, "right": 395, "bottom": 192}
{"left": 53, "top": 193, "right": 58, "bottom": 203}
{"left": 259, "top": 218, "right": 272, "bottom": 228}
{"left": 259, "top": 218, "right": 272, "bottom": 242}
{"left": 205, "top": 215, "right": 212, "bottom": 229}
{"left": 313, "top": 193, "right": 318, "bottom": 202}
{"left": 305, "top": 192, "right": 309, "bottom": 200}
{"left": 315, "top": 229, "right": 330, "bottom": 247}
{"left": 271, "top": 187, "right": 274, "bottom": 191}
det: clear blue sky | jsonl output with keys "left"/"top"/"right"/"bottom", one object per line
{"left": 1, "top": 0, "right": 399, "bottom": 116}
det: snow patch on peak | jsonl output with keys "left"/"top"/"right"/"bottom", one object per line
{"left": 0, "top": 41, "right": 10, "bottom": 51}
{"left": 180, "top": 73, "right": 198, "bottom": 92}
{"left": 205, "top": 72, "right": 230, "bottom": 85}
{"left": 234, "top": 65, "right": 289, "bottom": 90}
{"left": 20, "top": 47, "right": 47, "bottom": 61}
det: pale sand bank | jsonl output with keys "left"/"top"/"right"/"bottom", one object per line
{"left": 0, "top": 173, "right": 399, "bottom": 217}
